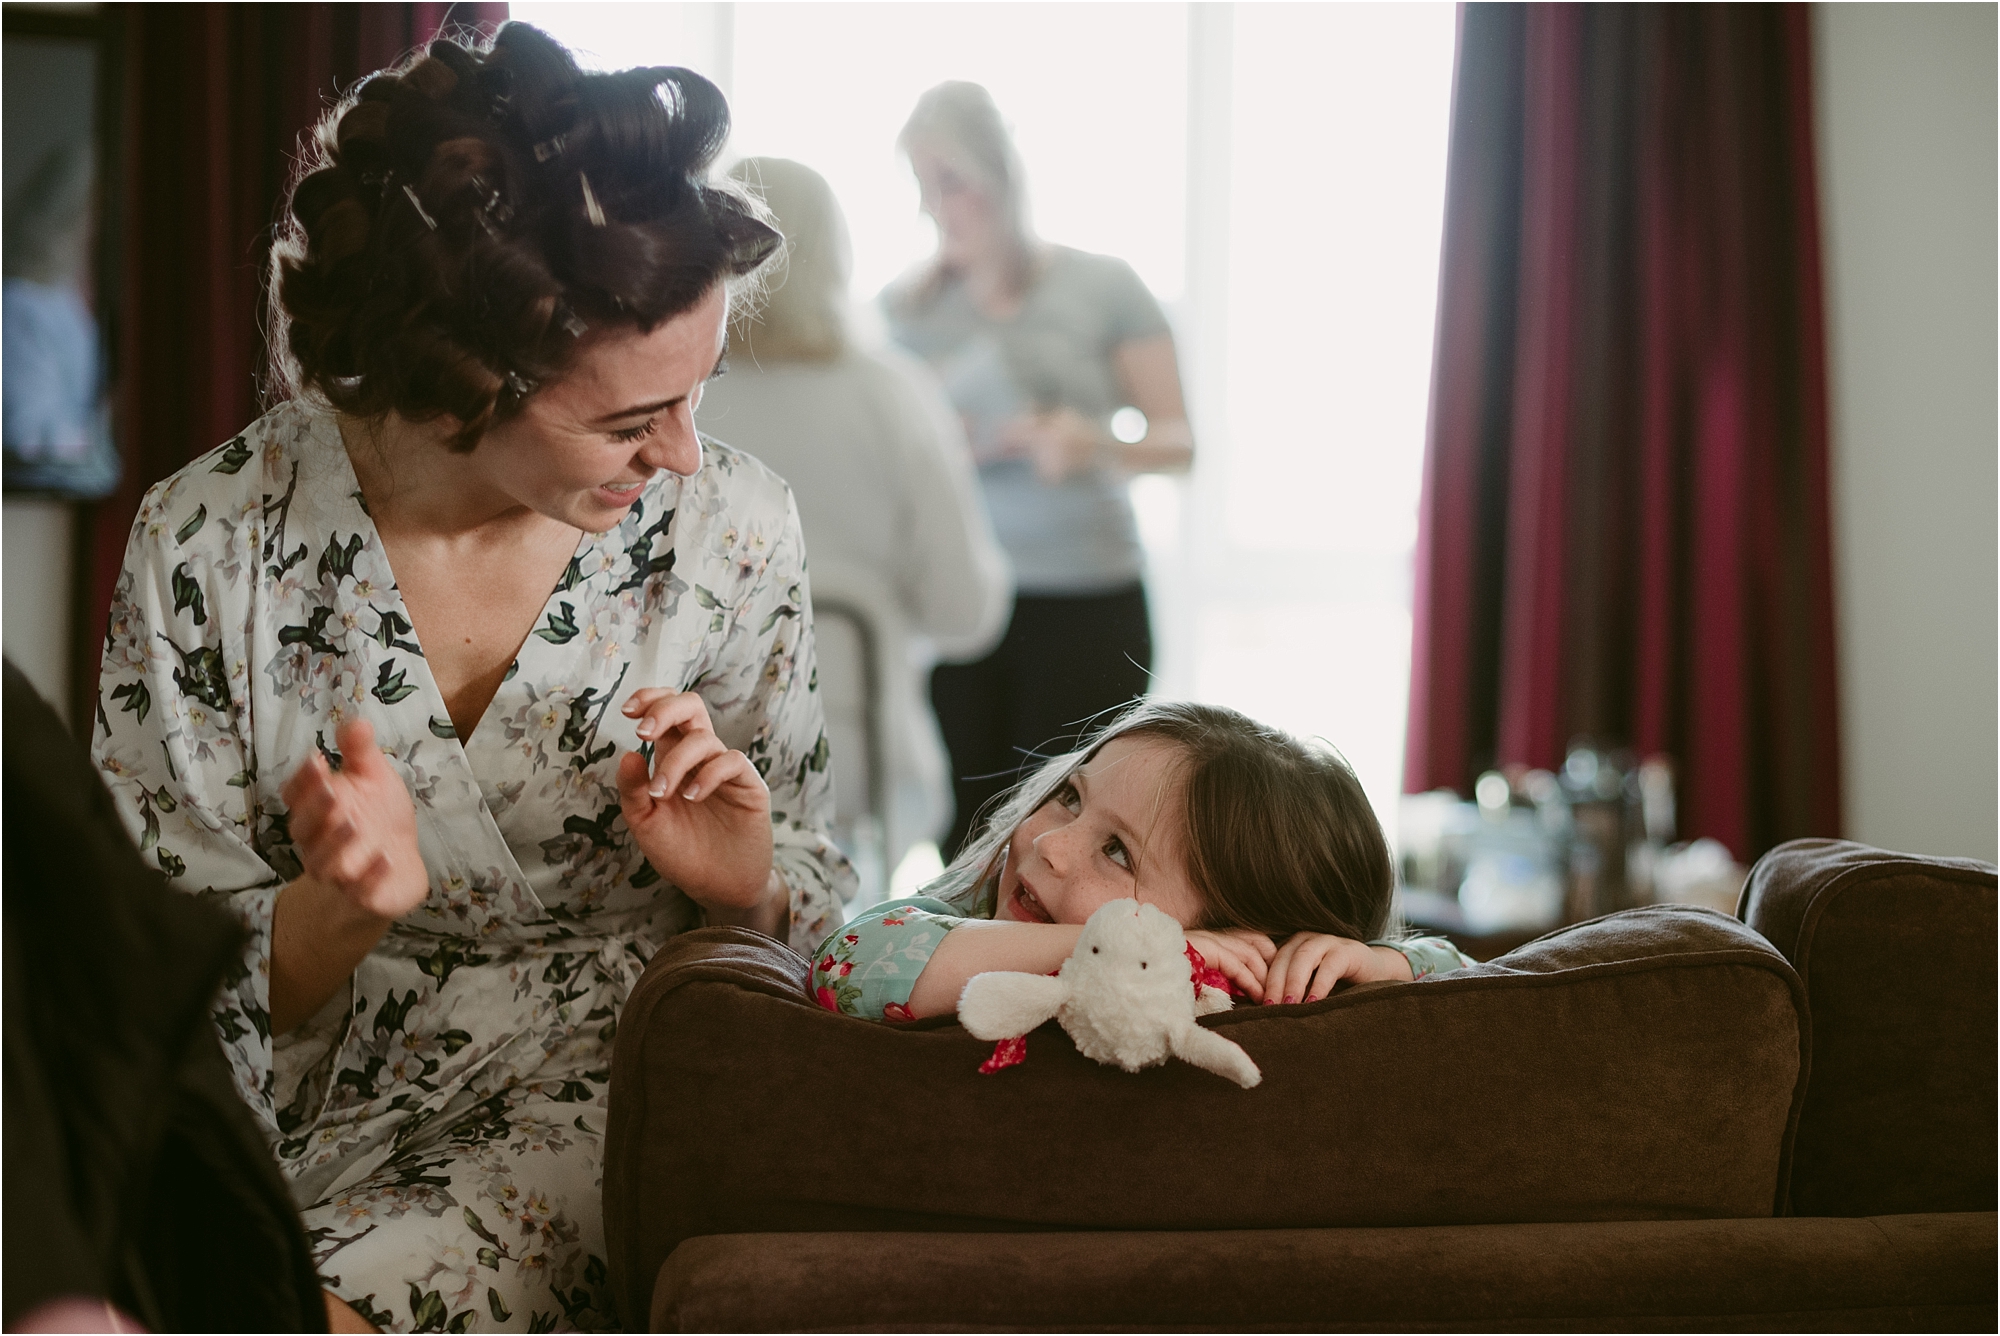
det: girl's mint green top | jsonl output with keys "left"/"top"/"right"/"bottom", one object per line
{"left": 810, "top": 865, "right": 1477, "bottom": 1021}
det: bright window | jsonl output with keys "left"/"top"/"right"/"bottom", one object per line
{"left": 510, "top": 1, "right": 1456, "bottom": 851}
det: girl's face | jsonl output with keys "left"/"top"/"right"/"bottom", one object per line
{"left": 995, "top": 735, "right": 1205, "bottom": 929}
{"left": 907, "top": 143, "right": 1002, "bottom": 270}
{"left": 471, "top": 283, "right": 728, "bottom": 533}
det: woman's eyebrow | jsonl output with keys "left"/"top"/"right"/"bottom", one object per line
{"left": 587, "top": 349, "right": 729, "bottom": 427}
{"left": 589, "top": 396, "right": 679, "bottom": 426}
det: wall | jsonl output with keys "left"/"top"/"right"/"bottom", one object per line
{"left": 2, "top": 500, "right": 74, "bottom": 723}
{"left": 1815, "top": 3, "right": 1998, "bottom": 861}
{"left": 2, "top": 30, "right": 99, "bottom": 727}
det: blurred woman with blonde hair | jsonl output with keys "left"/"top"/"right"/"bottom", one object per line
{"left": 697, "top": 156, "right": 1011, "bottom": 883}
{"left": 884, "top": 81, "right": 1197, "bottom": 858}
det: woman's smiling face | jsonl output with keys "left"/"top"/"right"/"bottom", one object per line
{"left": 472, "top": 283, "right": 728, "bottom": 533}
{"left": 995, "top": 735, "right": 1205, "bottom": 929}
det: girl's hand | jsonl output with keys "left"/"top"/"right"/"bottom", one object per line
{"left": 618, "top": 688, "right": 774, "bottom": 909}
{"left": 1184, "top": 927, "right": 1277, "bottom": 997}
{"left": 279, "top": 718, "right": 428, "bottom": 921}
{"left": 1262, "top": 932, "right": 1414, "bottom": 1005}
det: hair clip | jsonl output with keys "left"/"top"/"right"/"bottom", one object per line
{"left": 532, "top": 133, "right": 567, "bottom": 163}
{"left": 480, "top": 65, "right": 514, "bottom": 116}
{"left": 402, "top": 184, "right": 438, "bottom": 231}
{"left": 579, "top": 172, "right": 606, "bottom": 227}
{"left": 504, "top": 371, "right": 536, "bottom": 397}
{"left": 555, "top": 302, "right": 588, "bottom": 338}
{"left": 469, "top": 175, "right": 514, "bottom": 237}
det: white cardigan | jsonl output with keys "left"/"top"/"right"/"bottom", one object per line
{"left": 698, "top": 346, "right": 1013, "bottom": 879}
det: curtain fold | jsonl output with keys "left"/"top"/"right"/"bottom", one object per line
{"left": 1406, "top": 3, "right": 1840, "bottom": 861}
{"left": 82, "top": 3, "right": 506, "bottom": 706}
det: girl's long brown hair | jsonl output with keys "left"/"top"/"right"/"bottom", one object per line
{"left": 946, "top": 700, "right": 1397, "bottom": 940}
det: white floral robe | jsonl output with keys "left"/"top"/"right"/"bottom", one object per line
{"left": 91, "top": 400, "right": 850, "bottom": 1332}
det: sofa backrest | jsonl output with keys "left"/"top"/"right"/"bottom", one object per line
{"left": 1740, "top": 838, "right": 1997, "bottom": 1217}
{"left": 603, "top": 907, "right": 1808, "bottom": 1328}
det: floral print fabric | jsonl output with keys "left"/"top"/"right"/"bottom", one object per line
{"left": 92, "top": 400, "right": 851, "bottom": 1331}
{"left": 811, "top": 873, "right": 1474, "bottom": 1021}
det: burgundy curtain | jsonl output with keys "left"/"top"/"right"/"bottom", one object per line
{"left": 78, "top": 3, "right": 506, "bottom": 712}
{"left": 1405, "top": 3, "right": 1840, "bottom": 862}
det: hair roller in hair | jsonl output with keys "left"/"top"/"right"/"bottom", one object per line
{"left": 403, "top": 56, "right": 460, "bottom": 100}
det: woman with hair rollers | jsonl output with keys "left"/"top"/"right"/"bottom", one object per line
{"left": 90, "top": 24, "right": 848, "bottom": 1331}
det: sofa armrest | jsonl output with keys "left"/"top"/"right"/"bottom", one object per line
{"left": 1741, "top": 839, "right": 1997, "bottom": 1216}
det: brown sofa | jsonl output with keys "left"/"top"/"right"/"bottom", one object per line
{"left": 604, "top": 840, "right": 1995, "bottom": 1331}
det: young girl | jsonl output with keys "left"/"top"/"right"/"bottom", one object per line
{"left": 811, "top": 701, "right": 1473, "bottom": 1021}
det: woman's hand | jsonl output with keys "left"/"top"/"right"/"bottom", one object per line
{"left": 998, "top": 408, "right": 1108, "bottom": 484}
{"left": 279, "top": 719, "right": 427, "bottom": 921}
{"left": 1261, "top": 933, "right": 1413, "bottom": 1005}
{"left": 618, "top": 688, "right": 774, "bottom": 909}
{"left": 1185, "top": 927, "right": 1277, "bottom": 997}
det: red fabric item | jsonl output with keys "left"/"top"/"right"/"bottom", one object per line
{"left": 978, "top": 1035, "right": 1028, "bottom": 1075}
{"left": 83, "top": 3, "right": 508, "bottom": 708}
{"left": 1186, "top": 942, "right": 1242, "bottom": 999}
{"left": 1406, "top": 4, "right": 1840, "bottom": 862}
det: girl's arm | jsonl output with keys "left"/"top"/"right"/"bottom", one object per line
{"left": 905, "top": 920, "right": 1084, "bottom": 1018}
{"left": 811, "top": 895, "right": 1279, "bottom": 1021}
{"left": 810, "top": 897, "right": 1082, "bottom": 1022}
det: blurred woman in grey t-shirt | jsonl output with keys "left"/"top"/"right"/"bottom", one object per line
{"left": 884, "top": 81, "right": 1197, "bottom": 858}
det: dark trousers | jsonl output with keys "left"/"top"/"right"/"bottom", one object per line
{"left": 930, "top": 582, "right": 1153, "bottom": 859}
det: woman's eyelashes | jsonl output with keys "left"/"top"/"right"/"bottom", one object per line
{"left": 610, "top": 416, "right": 659, "bottom": 444}
{"left": 1103, "top": 835, "right": 1131, "bottom": 870}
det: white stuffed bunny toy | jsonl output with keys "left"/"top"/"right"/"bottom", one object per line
{"left": 958, "top": 899, "right": 1262, "bottom": 1089}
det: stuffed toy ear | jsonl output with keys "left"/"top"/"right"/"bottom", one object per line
{"left": 1169, "top": 1025, "right": 1262, "bottom": 1089}
{"left": 959, "top": 972, "right": 1068, "bottom": 1041}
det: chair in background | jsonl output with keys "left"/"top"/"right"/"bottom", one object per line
{"left": 810, "top": 584, "right": 889, "bottom": 909}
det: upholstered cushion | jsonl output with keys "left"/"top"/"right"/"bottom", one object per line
{"left": 1740, "top": 839, "right": 1997, "bottom": 1217}
{"left": 604, "top": 906, "right": 1806, "bottom": 1326}
{"left": 649, "top": 1214, "right": 1998, "bottom": 1332}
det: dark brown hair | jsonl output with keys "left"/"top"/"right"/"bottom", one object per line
{"left": 949, "top": 700, "right": 1398, "bottom": 941}
{"left": 269, "top": 22, "right": 779, "bottom": 449}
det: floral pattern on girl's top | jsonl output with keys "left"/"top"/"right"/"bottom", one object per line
{"left": 91, "top": 400, "right": 852, "bottom": 1333}
{"left": 809, "top": 873, "right": 1475, "bottom": 1021}
{"left": 1397, "top": 937, "right": 1475, "bottom": 979}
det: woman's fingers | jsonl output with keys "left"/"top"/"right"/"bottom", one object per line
{"left": 332, "top": 718, "right": 379, "bottom": 774}
{"left": 621, "top": 686, "right": 677, "bottom": 716}
{"left": 646, "top": 729, "right": 728, "bottom": 799}
{"left": 615, "top": 748, "right": 656, "bottom": 814}
{"left": 680, "top": 748, "right": 761, "bottom": 804}
{"left": 623, "top": 689, "right": 715, "bottom": 743}
{"left": 320, "top": 826, "right": 380, "bottom": 887}
{"left": 279, "top": 751, "right": 335, "bottom": 810}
